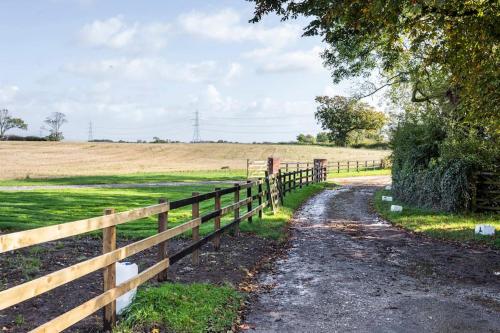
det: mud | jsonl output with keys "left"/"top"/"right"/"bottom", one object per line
{"left": 0, "top": 234, "right": 276, "bottom": 332}
{"left": 243, "top": 182, "right": 500, "bottom": 332}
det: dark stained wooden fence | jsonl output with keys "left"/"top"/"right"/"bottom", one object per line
{"left": 0, "top": 167, "right": 326, "bottom": 332}
{"left": 281, "top": 159, "right": 389, "bottom": 173}
{"left": 471, "top": 172, "right": 500, "bottom": 212}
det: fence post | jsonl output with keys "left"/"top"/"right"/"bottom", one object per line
{"left": 214, "top": 188, "right": 221, "bottom": 250}
{"left": 286, "top": 163, "right": 289, "bottom": 173}
{"left": 365, "top": 160, "right": 368, "bottom": 171}
{"left": 356, "top": 161, "right": 359, "bottom": 172}
{"left": 300, "top": 169, "right": 303, "bottom": 188}
{"left": 280, "top": 170, "right": 286, "bottom": 198}
{"left": 234, "top": 183, "right": 241, "bottom": 236}
{"left": 347, "top": 161, "right": 350, "bottom": 172}
{"left": 246, "top": 180, "right": 253, "bottom": 223}
{"left": 103, "top": 208, "right": 116, "bottom": 331}
{"left": 324, "top": 166, "right": 327, "bottom": 181}
{"left": 191, "top": 192, "right": 200, "bottom": 265}
{"left": 296, "top": 162, "right": 299, "bottom": 171}
{"left": 337, "top": 161, "right": 340, "bottom": 173}
{"left": 306, "top": 168, "right": 309, "bottom": 186}
{"left": 157, "top": 198, "right": 168, "bottom": 282}
{"left": 258, "top": 178, "right": 263, "bottom": 219}
{"left": 293, "top": 171, "right": 297, "bottom": 190}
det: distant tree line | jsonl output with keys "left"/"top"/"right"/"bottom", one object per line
{"left": 0, "top": 109, "right": 67, "bottom": 141}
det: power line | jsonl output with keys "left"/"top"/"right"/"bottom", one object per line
{"left": 192, "top": 109, "right": 201, "bottom": 143}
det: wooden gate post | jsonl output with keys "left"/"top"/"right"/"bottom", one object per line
{"left": 299, "top": 169, "right": 303, "bottom": 188}
{"left": 214, "top": 188, "right": 221, "bottom": 250}
{"left": 356, "top": 161, "right": 359, "bottom": 172}
{"left": 234, "top": 183, "right": 241, "bottom": 236}
{"left": 103, "top": 208, "right": 116, "bottom": 331}
{"left": 157, "top": 198, "right": 169, "bottom": 282}
{"left": 246, "top": 180, "right": 253, "bottom": 223}
{"left": 191, "top": 192, "right": 200, "bottom": 265}
{"left": 258, "top": 179, "right": 263, "bottom": 219}
{"left": 305, "top": 168, "right": 309, "bottom": 186}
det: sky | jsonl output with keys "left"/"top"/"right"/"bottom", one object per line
{"left": 0, "top": 0, "right": 380, "bottom": 142}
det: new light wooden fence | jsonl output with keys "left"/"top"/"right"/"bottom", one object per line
{"left": 0, "top": 167, "right": 326, "bottom": 332}
{"left": 471, "top": 171, "right": 500, "bottom": 212}
{"left": 280, "top": 159, "right": 388, "bottom": 173}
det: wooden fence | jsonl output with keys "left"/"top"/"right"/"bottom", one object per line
{"left": 0, "top": 167, "right": 326, "bottom": 332}
{"left": 471, "top": 171, "right": 500, "bottom": 212}
{"left": 246, "top": 159, "right": 268, "bottom": 179}
{"left": 281, "top": 159, "right": 388, "bottom": 173}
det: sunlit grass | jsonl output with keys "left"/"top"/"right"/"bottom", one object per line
{"left": 114, "top": 283, "right": 242, "bottom": 333}
{"left": 328, "top": 168, "right": 391, "bottom": 178}
{"left": 374, "top": 189, "right": 499, "bottom": 248}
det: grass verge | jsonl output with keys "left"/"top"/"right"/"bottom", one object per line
{"left": 328, "top": 168, "right": 391, "bottom": 178}
{"left": 0, "top": 170, "right": 245, "bottom": 186}
{"left": 114, "top": 283, "right": 242, "bottom": 333}
{"left": 374, "top": 189, "right": 499, "bottom": 249}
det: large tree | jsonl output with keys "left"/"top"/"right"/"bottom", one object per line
{"left": 44, "top": 112, "right": 67, "bottom": 141}
{"left": 0, "top": 109, "right": 27, "bottom": 139}
{"left": 315, "top": 96, "right": 386, "bottom": 146}
{"left": 249, "top": 0, "right": 499, "bottom": 132}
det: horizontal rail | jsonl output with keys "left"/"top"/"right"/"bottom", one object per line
{"left": 0, "top": 217, "right": 200, "bottom": 311}
{"left": 0, "top": 202, "right": 170, "bottom": 253}
{"left": 31, "top": 258, "right": 170, "bottom": 333}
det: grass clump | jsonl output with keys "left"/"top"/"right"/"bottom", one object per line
{"left": 374, "top": 189, "right": 499, "bottom": 249}
{"left": 115, "top": 283, "right": 242, "bottom": 333}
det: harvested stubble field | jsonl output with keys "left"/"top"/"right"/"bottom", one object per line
{"left": 0, "top": 142, "right": 389, "bottom": 179}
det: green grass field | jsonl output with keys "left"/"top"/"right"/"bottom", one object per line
{"left": 0, "top": 170, "right": 245, "bottom": 186}
{"left": 0, "top": 181, "right": 325, "bottom": 240}
{"left": 374, "top": 189, "right": 499, "bottom": 249}
{"left": 328, "top": 168, "right": 391, "bottom": 178}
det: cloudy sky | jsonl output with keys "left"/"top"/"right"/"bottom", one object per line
{"left": 0, "top": 0, "right": 379, "bottom": 142}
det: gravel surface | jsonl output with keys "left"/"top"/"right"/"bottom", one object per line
{"left": 243, "top": 180, "right": 500, "bottom": 332}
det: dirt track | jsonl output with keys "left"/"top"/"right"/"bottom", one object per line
{"left": 244, "top": 180, "right": 500, "bottom": 332}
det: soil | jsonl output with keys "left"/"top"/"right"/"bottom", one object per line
{"left": 0, "top": 233, "right": 277, "bottom": 332}
{"left": 243, "top": 180, "right": 500, "bottom": 332}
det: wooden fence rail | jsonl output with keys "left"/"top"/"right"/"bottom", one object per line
{"left": 0, "top": 166, "right": 326, "bottom": 332}
{"left": 280, "top": 159, "right": 388, "bottom": 173}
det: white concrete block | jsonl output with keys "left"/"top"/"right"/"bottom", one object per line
{"left": 116, "top": 262, "right": 139, "bottom": 314}
{"left": 385, "top": 185, "right": 392, "bottom": 190}
{"left": 390, "top": 205, "right": 403, "bottom": 212}
{"left": 382, "top": 196, "right": 393, "bottom": 202}
{"left": 474, "top": 224, "right": 496, "bottom": 236}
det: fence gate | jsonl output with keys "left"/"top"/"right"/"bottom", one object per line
{"left": 247, "top": 159, "right": 268, "bottom": 179}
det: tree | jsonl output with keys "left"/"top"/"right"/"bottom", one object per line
{"left": 44, "top": 112, "right": 67, "bottom": 141}
{"left": 0, "top": 109, "right": 27, "bottom": 139}
{"left": 249, "top": 0, "right": 499, "bottom": 131}
{"left": 296, "top": 133, "right": 316, "bottom": 144}
{"left": 314, "top": 96, "right": 386, "bottom": 146}
{"left": 316, "top": 132, "right": 329, "bottom": 143}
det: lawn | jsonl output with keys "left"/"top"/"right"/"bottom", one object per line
{"left": 374, "top": 189, "right": 499, "bottom": 249}
{"left": 0, "top": 182, "right": 326, "bottom": 240}
{"left": 0, "top": 170, "right": 245, "bottom": 186}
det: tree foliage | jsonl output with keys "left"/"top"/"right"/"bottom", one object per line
{"left": 296, "top": 133, "right": 316, "bottom": 144}
{"left": 249, "top": 0, "right": 499, "bottom": 136}
{"left": 315, "top": 96, "right": 386, "bottom": 146}
{"left": 316, "top": 132, "right": 329, "bottom": 143}
{"left": 44, "top": 112, "right": 67, "bottom": 141}
{"left": 0, "top": 109, "right": 27, "bottom": 139}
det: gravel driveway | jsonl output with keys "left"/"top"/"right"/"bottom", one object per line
{"left": 243, "top": 180, "right": 500, "bottom": 332}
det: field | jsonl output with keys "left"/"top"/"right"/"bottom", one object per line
{"left": 0, "top": 142, "right": 390, "bottom": 179}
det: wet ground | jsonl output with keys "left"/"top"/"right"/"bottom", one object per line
{"left": 243, "top": 181, "right": 500, "bottom": 332}
{"left": 0, "top": 234, "right": 276, "bottom": 332}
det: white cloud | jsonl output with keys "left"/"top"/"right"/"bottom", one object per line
{"left": 80, "top": 16, "right": 170, "bottom": 50}
{"left": 224, "top": 63, "right": 242, "bottom": 85}
{"left": 0, "top": 85, "right": 19, "bottom": 103}
{"left": 246, "top": 46, "right": 325, "bottom": 74}
{"left": 66, "top": 57, "right": 217, "bottom": 83}
{"left": 179, "top": 9, "right": 300, "bottom": 47}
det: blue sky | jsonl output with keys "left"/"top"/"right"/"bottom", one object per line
{"left": 0, "top": 0, "right": 378, "bottom": 142}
